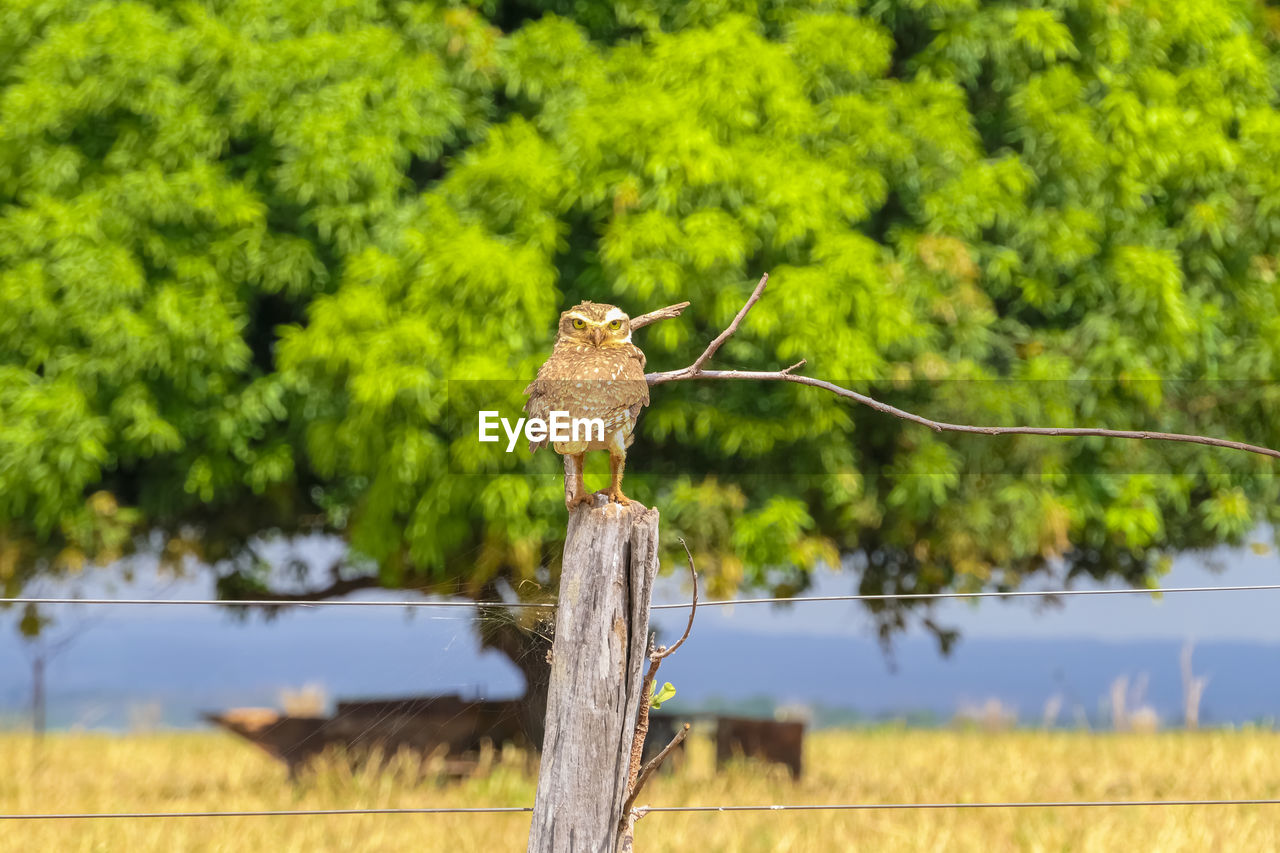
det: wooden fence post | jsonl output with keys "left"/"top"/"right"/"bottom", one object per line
{"left": 527, "top": 497, "right": 660, "bottom": 853}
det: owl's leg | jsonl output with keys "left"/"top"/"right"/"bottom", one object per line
{"left": 606, "top": 449, "right": 632, "bottom": 505}
{"left": 564, "top": 453, "right": 591, "bottom": 509}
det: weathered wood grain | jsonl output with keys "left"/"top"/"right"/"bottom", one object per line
{"left": 527, "top": 496, "right": 660, "bottom": 853}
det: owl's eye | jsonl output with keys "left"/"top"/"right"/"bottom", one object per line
{"left": 572, "top": 319, "right": 586, "bottom": 329}
{"left": 608, "top": 320, "right": 622, "bottom": 330}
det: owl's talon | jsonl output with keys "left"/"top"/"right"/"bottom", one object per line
{"left": 565, "top": 492, "right": 595, "bottom": 510}
{"left": 606, "top": 488, "right": 633, "bottom": 505}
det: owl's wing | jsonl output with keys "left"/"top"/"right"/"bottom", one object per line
{"left": 624, "top": 346, "right": 649, "bottom": 407}
{"left": 590, "top": 348, "right": 649, "bottom": 437}
{"left": 606, "top": 345, "right": 649, "bottom": 413}
{"left": 523, "top": 377, "right": 572, "bottom": 452}
{"left": 522, "top": 359, "right": 563, "bottom": 451}
{"left": 523, "top": 378, "right": 557, "bottom": 452}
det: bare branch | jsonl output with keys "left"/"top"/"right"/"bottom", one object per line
{"left": 651, "top": 539, "right": 697, "bottom": 662}
{"left": 630, "top": 301, "right": 691, "bottom": 330}
{"left": 688, "top": 273, "right": 769, "bottom": 373}
{"left": 643, "top": 274, "right": 1280, "bottom": 461}
{"left": 622, "top": 724, "right": 690, "bottom": 816}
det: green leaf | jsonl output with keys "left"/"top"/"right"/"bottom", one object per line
{"left": 650, "top": 681, "right": 677, "bottom": 709}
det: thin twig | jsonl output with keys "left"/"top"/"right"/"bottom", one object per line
{"left": 624, "top": 542, "right": 697, "bottom": 789}
{"left": 688, "top": 273, "right": 769, "bottom": 373}
{"left": 651, "top": 538, "right": 697, "bottom": 662}
{"left": 642, "top": 274, "right": 1280, "bottom": 460}
{"left": 630, "top": 301, "right": 691, "bottom": 330}
{"left": 780, "top": 359, "right": 806, "bottom": 375}
{"left": 623, "top": 724, "right": 690, "bottom": 816}
{"left": 620, "top": 543, "right": 699, "bottom": 845}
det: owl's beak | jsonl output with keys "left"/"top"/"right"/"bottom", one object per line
{"left": 590, "top": 327, "right": 604, "bottom": 346}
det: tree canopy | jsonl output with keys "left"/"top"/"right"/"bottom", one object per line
{"left": 4, "top": 0, "right": 1280, "bottom": 643}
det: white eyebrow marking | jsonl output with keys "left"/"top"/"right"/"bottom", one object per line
{"left": 603, "top": 307, "right": 628, "bottom": 323}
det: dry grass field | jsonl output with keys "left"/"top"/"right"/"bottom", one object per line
{"left": 2, "top": 727, "right": 1280, "bottom": 851}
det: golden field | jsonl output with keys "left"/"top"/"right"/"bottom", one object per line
{"left": 2, "top": 727, "right": 1280, "bottom": 852}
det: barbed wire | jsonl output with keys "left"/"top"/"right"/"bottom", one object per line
{"left": 7, "top": 582, "right": 1280, "bottom": 611}
{"left": 6, "top": 798, "right": 1280, "bottom": 820}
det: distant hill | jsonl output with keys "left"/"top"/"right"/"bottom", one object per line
{"left": 657, "top": 630, "right": 1280, "bottom": 728}
{"left": 2, "top": 607, "right": 1277, "bottom": 730}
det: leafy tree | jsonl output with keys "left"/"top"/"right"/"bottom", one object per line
{"left": 4, "top": 0, "right": 1280, "bottom": 682}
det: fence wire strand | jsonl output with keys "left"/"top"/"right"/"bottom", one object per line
{"left": 7, "top": 799, "right": 1280, "bottom": 820}
{"left": 7, "top": 582, "right": 1280, "bottom": 610}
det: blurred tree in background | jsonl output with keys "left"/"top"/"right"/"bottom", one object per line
{"left": 3, "top": 0, "right": 1280, "bottom": 664}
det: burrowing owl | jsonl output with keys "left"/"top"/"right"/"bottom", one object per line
{"left": 524, "top": 302, "right": 649, "bottom": 509}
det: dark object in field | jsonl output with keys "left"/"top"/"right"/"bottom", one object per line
{"left": 642, "top": 711, "right": 690, "bottom": 771}
{"left": 203, "top": 709, "right": 330, "bottom": 779}
{"left": 714, "top": 715, "right": 805, "bottom": 780}
{"left": 204, "top": 694, "right": 529, "bottom": 780}
{"left": 207, "top": 694, "right": 796, "bottom": 782}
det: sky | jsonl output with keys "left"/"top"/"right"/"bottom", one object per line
{"left": 666, "top": 538, "right": 1280, "bottom": 643}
